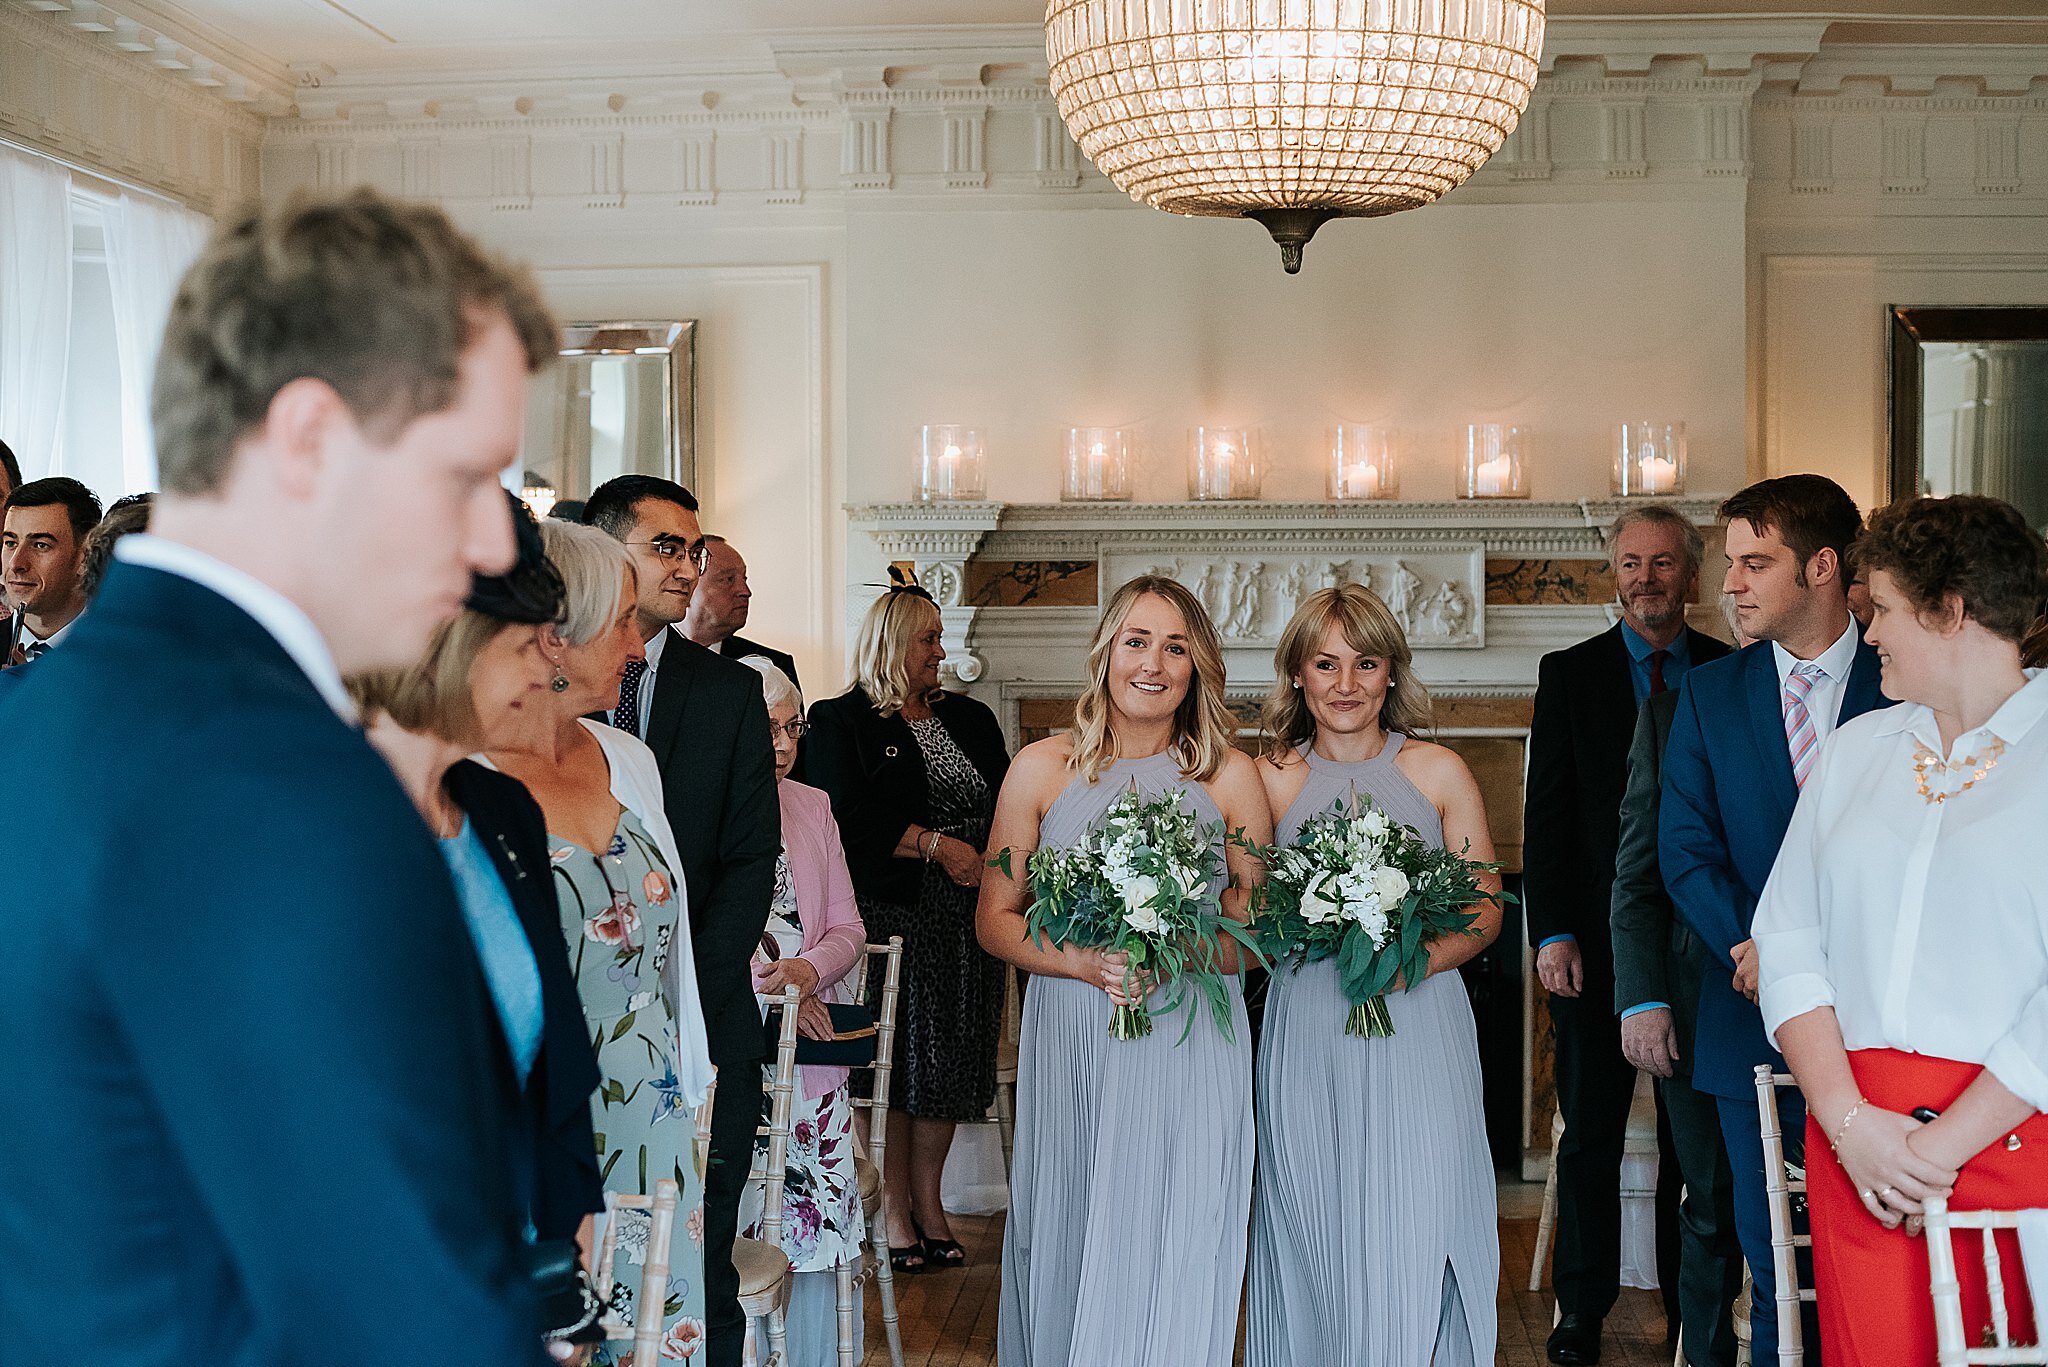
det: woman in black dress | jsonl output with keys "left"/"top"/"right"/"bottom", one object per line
{"left": 805, "top": 585, "right": 1010, "bottom": 1270}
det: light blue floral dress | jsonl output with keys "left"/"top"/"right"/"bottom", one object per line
{"left": 550, "top": 810, "right": 707, "bottom": 1363}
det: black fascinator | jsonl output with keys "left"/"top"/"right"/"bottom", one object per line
{"left": 466, "top": 489, "right": 567, "bottom": 626}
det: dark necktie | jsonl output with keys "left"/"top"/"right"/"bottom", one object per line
{"left": 1649, "top": 648, "right": 1670, "bottom": 697}
{"left": 23, "top": 641, "right": 49, "bottom": 663}
{"left": 613, "top": 658, "right": 649, "bottom": 739}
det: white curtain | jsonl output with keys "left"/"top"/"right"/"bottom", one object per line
{"left": 0, "top": 145, "right": 74, "bottom": 482}
{"left": 104, "top": 190, "right": 210, "bottom": 492}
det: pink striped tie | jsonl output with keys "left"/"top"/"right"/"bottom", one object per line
{"left": 1783, "top": 663, "right": 1824, "bottom": 788}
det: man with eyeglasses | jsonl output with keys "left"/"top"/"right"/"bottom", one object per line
{"left": 580, "top": 474, "right": 779, "bottom": 1367}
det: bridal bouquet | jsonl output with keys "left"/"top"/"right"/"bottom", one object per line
{"left": 996, "top": 786, "right": 1262, "bottom": 1042}
{"left": 1242, "top": 796, "right": 1502, "bottom": 1038}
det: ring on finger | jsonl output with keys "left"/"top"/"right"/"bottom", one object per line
{"left": 1878, "top": 1186, "right": 1896, "bottom": 1204}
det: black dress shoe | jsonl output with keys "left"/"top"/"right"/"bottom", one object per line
{"left": 1546, "top": 1313, "right": 1603, "bottom": 1366}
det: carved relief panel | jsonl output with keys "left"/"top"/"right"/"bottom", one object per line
{"left": 1104, "top": 548, "right": 1486, "bottom": 648}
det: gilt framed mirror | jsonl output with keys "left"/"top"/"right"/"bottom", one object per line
{"left": 517, "top": 320, "right": 697, "bottom": 515}
{"left": 1886, "top": 306, "right": 2048, "bottom": 533}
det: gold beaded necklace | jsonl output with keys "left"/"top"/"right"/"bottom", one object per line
{"left": 1912, "top": 737, "right": 2006, "bottom": 805}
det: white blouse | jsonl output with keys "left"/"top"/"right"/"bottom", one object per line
{"left": 1755, "top": 668, "right": 2048, "bottom": 1113}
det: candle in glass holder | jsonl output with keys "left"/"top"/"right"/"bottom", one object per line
{"left": 1461, "top": 424, "right": 1530, "bottom": 499}
{"left": 1614, "top": 422, "right": 1687, "bottom": 497}
{"left": 918, "top": 424, "right": 985, "bottom": 501}
{"left": 1328, "top": 425, "right": 1402, "bottom": 500}
{"left": 1062, "top": 427, "right": 1132, "bottom": 501}
{"left": 1189, "top": 426, "right": 1259, "bottom": 501}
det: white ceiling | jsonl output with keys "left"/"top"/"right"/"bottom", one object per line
{"left": 115, "top": 0, "right": 2048, "bottom": 83}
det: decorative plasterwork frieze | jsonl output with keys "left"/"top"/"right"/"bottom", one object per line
{"left": 0, "top": 2, "right": 264, "bottom": 209}
{"left": 3, "top": 0, "right": 293, "bottom": 116}
{"left": 851, "top": 499, "right": 1719, "bottom": 687}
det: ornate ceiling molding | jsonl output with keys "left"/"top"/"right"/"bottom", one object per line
{"left": 4, "top": 0, "right": 295, "bottom": 115}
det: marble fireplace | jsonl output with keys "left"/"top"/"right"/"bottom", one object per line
{"left": 853, "top": 497, "right": 1728, "bottom": 1177}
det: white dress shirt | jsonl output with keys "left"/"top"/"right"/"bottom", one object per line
{"left": 18, "top": 615, "right": 77, "bottom": 657}
{"left": 607, "top": 622, "right": 677, "bottom": 736}
{"left": 1755, "top": 668, "right": 2048, "bottom": 1112}
{"left": 1771, "top": 618, "right": 1862, "bottom": 745}
{"left": 114, "top": 534, "right": 354, "bottom": 720}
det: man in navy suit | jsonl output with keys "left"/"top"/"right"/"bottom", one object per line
{"left": 0, "top": 191, "right": 568, "bottom": 1365}
{"left": 1660, "top": 474, "right": 1889, "bottom": 1361}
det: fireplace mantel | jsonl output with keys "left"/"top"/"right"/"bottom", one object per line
{"left": 850, "top": 497, "right": 1727, "bottom": 697}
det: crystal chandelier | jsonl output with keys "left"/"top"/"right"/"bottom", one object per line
{"left": 1046, "top": 0, "right": 1546, "bottom": 272}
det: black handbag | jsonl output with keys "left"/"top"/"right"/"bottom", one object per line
{"left": 762, "top": 1001, "right": 879, "bottom": 1067}
{"left": 527, "top": 1237, "right": 605, "bottom": 1346}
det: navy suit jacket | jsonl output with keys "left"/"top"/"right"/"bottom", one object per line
{"left": 1658, "top": 635, "right": 1889, "bottom": 1099}
{"left": 0, "top": 563, "right": 545, "bottom": 1365}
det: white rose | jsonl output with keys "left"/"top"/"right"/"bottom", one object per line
{"left": 1372, "top": 865, "right": 1410, "bottom": 906}
{"left": 1300, "top": 872, "right": 1344, "bottom": 925}
{"left": 1121, "top": 874, "right": 1162, "bottom": 933}
{"left": 1362, "top": 809, "right": 1390, "bottom": 839}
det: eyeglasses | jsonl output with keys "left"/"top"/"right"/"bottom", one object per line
{"left": 775, "top": 719, "right": 811, "bottom": 741}
{"left": 626, "top": 539, "right": 710, "bottom": 569}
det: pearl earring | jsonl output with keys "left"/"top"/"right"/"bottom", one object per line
{"left": 551, "top": 672, "right": 570, "bottom": 693}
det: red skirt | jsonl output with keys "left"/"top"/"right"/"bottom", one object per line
{"left": 1805, "top": 1048, "right": 2048, "bottom": 1365}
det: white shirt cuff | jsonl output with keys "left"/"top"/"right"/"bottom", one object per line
{"left": 1760, "top": 972, "right": 1835, "bottom": 1048}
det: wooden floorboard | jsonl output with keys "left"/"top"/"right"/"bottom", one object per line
{"left": 854, "top": 1184, "right": 1680, "bottom": 1366}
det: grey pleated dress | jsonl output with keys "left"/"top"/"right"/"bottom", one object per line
{"left": 1245, "top": 735, "right": 1499, "bottom": 1367}
{"left": 997, "top": 751, "right": 1254, "bottom": 1367}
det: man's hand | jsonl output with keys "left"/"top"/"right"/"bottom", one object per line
{"left": 1536, "top": 939, "right": 1584, "bottom": 998}
{"left": 1732, "top": 938, "right": 1760, "bottom": 1003}
{"left": 1621, "top": 1006, "right": 1680, "bottom": 1078}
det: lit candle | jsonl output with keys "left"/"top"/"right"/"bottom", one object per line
{"left": 1639, "top": 454, "right": 1677, "bottom": 494}
{"left": 1344, "top": 460, "right": 1380, "bottom": 498}
{"left": 1086, "top": 441, "right": 1108, "bottom": 498}
{"left": 938, "top": 444, "right": 962, "bottom": 497}
{"left": 1474, "top": 455, "right": 1512, "bottom": 496}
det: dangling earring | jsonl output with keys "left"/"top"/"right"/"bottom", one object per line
{"left": 551, "top": 670, "right": 570, "bottom": 693}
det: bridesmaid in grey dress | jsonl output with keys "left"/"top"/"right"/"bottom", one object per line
{"left": 975, "top": 576, "right": 1274, "bottom": 1367}
{"left": 1247, "top": 584, "right": 1505, "bottom": 1367}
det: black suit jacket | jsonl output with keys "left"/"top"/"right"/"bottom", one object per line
{"left": 719, "top": 633, "right": 799, "bottom": 691}
{"left": 1609, "top": 691, "right": 1714, "bottom": 1078}
{"left": 643, "top": 631, "right": 782, "bottom": 1067}
{"left": 1523, "top": 621, "right": 1732, "bottom": 988}
{"left": 804, "top": 686, "right": 1010, "bottom": 909}
{"left": 445, "top": 759, "right": 605, "bottom": 1242}
{"left": 0, "top": 563, "right": 542, "bottom": 1365}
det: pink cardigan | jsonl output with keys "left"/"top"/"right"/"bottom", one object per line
{"left": 754, "top": 778, "right": 869, "bottom": 1099}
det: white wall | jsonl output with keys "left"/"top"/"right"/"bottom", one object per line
{"left": 844, "top": 198, "right": 1747, "bottom": 507}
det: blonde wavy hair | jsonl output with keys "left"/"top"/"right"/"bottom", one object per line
{"left": 1069, "top": 575, "right": 1236, "bottom": 784}
{"left": 852, "top": 588, "right": 944, "bottom": 716}
{"left": 1261, "top": 584, "right": 1433, "bottom": 759}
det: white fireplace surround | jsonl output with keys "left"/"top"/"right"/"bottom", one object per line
{"left": 852, "top": 496, "right": 1726, "bottom": 740}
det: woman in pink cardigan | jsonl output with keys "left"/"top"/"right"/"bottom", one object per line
{"left": 737, "top": 656, "right": 870, "bottom": 1365}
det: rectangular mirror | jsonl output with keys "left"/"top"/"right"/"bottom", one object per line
{"left": 1888, "top": 306, "right": 2048, "bottom": 534}
{"left": 518, "top": 320, "right": 697, "bottom": 515}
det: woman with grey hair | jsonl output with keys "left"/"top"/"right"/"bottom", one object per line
{"left": 734, "top": 655, "right": 870, "bottom": 1364}
{"left": 482, "top": 519, "right": 714, "bottom": 1364}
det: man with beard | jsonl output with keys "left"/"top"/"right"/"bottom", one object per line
{"left": 1525, "top": 504, "right": 1732, "bottom": 1365}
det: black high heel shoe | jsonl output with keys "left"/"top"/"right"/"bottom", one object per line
{"left": 913, "top": 1217, "right": 966, "bottom": 1268}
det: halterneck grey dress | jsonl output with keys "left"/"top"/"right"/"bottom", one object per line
{"left": 1245, "top": 734, "right": 1498, "bottom": 1367}
{"left": 997, "top": 751, "right": 1254, "bottom": 1367}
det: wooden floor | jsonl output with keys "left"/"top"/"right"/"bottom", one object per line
{"left": 852, "top": 1181, "right": 1679, "bottom": 1366}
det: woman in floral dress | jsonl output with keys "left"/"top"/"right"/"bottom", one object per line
{"left": 736, "top": 657, "right": 869, "bottom": 1366}
{"left": 485, "top": 522, "right": 714, "bottom": 1363}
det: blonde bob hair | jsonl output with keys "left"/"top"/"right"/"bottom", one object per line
{"left": 1069, "top": 575, "right": 1236, "bottom": 784}
{"left": 539, "top": 520, "right": 635, "bottom": 646}
{"left": 1261, "top": 584, "right": 1433, "bottom": 759}
{"left": 347, "top": 610, "right": 525, "bottom": 751}
{"left": 852, "top": 588, "right": 944, "bottom": 716}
